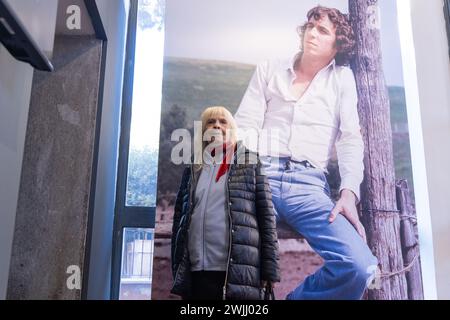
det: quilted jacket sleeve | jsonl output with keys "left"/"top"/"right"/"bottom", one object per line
{"left": 171, "top": 166, "right": 191, "bottom": 277}
{"left": 255, "top": 159, "right": 280, "bottom": 282}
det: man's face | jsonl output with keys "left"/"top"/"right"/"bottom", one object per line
{"left": 303, "top": 15, "right": 338, "bottom": 61}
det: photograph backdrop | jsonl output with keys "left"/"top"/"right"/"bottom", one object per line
{"left": 151, "top": 0, "right": 420, "bottom": 300}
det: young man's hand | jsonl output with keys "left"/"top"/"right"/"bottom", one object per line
{"left": 329, "top": 189, "right": 367, "bottom": 243}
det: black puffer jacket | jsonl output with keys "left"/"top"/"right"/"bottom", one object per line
{"left": 171, "top": 143, "right": 280, "bottom": 300}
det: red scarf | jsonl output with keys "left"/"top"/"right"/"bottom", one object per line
{"left": 210, "top": 143, "right": 236, "bottom": 182}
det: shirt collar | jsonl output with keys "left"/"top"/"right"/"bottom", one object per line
{"left": 286, "top": 52, "right": 336, "bottom": 75}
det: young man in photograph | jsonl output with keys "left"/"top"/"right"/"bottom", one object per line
{"left": 235, "top": 5, "right": 378, "bottom": 300}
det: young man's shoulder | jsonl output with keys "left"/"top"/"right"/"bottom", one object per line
{"left": 256, "top": 58, "right": 290, "bottom": 70}
{"left": 334, "top": 65, "right": 357, "bottom": 90}
{"left": 254, "top": 58, "right": 291, "bottom": 81}
{"left": 334, "top": 64, "right": 355, "bottom": 77}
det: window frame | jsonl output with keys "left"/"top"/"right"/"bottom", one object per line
{"left": 110, "top": 0, "right": 156, "bottom": 300}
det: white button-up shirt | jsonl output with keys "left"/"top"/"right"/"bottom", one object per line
{"left": 235, "top": 55, "right": 364, "bottom": 201}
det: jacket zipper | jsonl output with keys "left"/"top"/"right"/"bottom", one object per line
{"left": 202, "top": 163, "right": 215, "bottom": 270}
{"left": 223, "top": 165, "right": 234, "bottom": 300}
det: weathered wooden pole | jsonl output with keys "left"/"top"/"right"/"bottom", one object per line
{"left": 348, "top": 0, "right": 408, "bottom": 300}
{"left": 396, "top": 180, "right": 424, "bottom": 300}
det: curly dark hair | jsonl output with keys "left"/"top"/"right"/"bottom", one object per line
{"left": 297, "top": 6, "right": 355, "bottom": 66}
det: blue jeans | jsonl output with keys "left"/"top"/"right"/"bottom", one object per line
{"left": 260, "top": 156, "right": 378, "bottom": 300}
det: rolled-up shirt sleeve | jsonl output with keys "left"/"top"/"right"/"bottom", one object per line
{"left": 335, "top": 67, "right": 364, "bottom": 202}
{"left": 235, "top": 61, "right": 269, "bottom": 150}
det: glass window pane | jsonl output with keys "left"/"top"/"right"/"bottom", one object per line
{"left": 126, "top": 0, "right": 165, "bottom": 207}
{"left": 119, "top": 228, "right": 155, "bottom": 300}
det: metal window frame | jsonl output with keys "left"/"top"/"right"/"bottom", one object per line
{"left": 80, "top": 0, "right": 108, "bottom": 300}
{"left": 110, "top": 0, "right": 156, "bottom": 300}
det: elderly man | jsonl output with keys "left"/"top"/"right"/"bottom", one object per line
{"left": 235, "top": 6, "right": 378, "bottom": 300}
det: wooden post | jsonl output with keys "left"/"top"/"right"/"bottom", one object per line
{"left": 348, "top": 0, "right": 408, "bottom": 299}
{"left": 396, "top": 180, "right": 424, "bottom": 300}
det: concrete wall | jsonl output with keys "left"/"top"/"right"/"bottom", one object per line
{"left": 7, "top": 35, "right": 103, "bottom": 299}
{"left": 408, "top": 0, "right": 450, "bottom": 299}
{"left": 0, "top": 47, "right": 34, "bottom": 300}
{"left": 86, "top": 0, "right": 129, "bottom": 300}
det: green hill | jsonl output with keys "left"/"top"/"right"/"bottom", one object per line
{"left": 161, "top": 57, "right": 255, "bottom": 123}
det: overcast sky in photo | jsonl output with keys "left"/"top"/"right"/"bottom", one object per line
{"left": 163, "top": 0, "right": 404, "bottom": 86}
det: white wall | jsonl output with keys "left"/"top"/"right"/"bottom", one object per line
{"left": 86, "top": 0, "right": 129, "bottom": 299}
{"left": 0, "top": 47, "right": 33, "bottom": 299}
{"left": 408, "top": 0, "right": 450, "bottom": 299}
